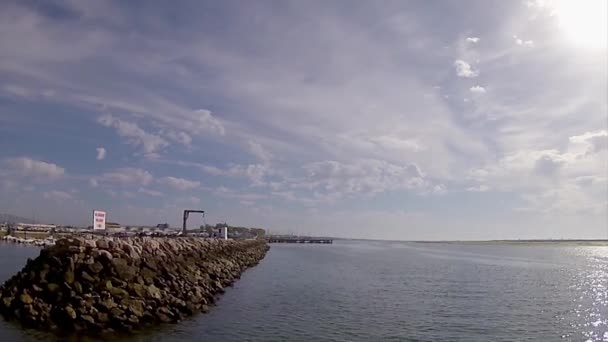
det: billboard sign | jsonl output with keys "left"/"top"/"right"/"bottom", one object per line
{"left": 93, "top": 210, "right": 106, "bottom": 230}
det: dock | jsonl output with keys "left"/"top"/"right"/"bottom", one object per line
{"left": 266, "top": 237, "right": 333, "bottom": 244}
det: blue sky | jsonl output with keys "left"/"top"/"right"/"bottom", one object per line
{"left": 0, "top": 0, "right": 606, "bottom": 240}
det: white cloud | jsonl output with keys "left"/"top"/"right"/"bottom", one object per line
{"left": 89, "top": 179, "right": 98, "bottom": 188}
{"left": 43, "top": 190, "right": 73, "bottom": 201}
{"left": 569, "top": 130, "right": 607, "bottom": 153}
{"left": 465, "top": 37, "right": 480, "bottom": 43}
{"left": 194, "top": 109, "right": 225, "bottom": 136}
{"left": 158, "top": 176, "right": 200, "bottom": 191}
{"left": 138, "top": 187, "right": 163, "bottom": 196}
{"left": 432, "top": 184, "right": 447, "bottom": 195}
{"left": 164, "top": 130, "right": 192, "bottom": 146}
{"left": 514, "top": 36, "right": 534, "bottom": 47}
{"left": 369, "top": 136, "right": 424, "bottom": 152}
{"left": 248, "top": 141, "right": 273, "bottom": 162}
{"left": 228, "top": 164, "right": 270, "bottom": 186}
{"left": 5, "top": 157, "right": 65, "bottom": 181}
{"left": 98, "top": 115, "right": 168, "bottom": 155}
{"left": 214, "top": 186, "right": 267, "bottom": 201}
{"left": 469, "top": 85, "right": 486, "bottom": 94}
{"left": 300, "top": 159, "right": 428, "bottom": 197}
{"left": 96, "top": 168, "right": 153, "bottom": 186}
{"left": 468, "top": 130, "right": 607, "bottom": 215}
{"left": 199, "top": 165, "right": 224, "bottom": 176}
{"left": 96, "top": 147, "right": 106, "bottom": 160}
{"left": 466, "top": 185, "right": 489, "bottom": 192}
{"left": 453, "top": 59, "right": 479, "bottom": 78}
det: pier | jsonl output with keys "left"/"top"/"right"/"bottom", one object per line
{"left": 267, "top": 236, "right": 333, "bottom": 244}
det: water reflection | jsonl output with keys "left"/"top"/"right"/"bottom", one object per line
{"left": 567, "top": 247, "right": 608, "bottom": 341}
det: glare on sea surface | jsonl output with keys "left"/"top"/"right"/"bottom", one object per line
{"left": 569, "top": 247, "right": 608, "bottom": 341}
{"left": 552, "top": 0, "right": 608, "bottom": 49}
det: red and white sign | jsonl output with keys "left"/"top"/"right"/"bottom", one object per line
{"left": 93, "top": 210, "right": 106, "bottom": 230}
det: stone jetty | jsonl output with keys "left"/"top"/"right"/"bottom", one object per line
{"left": 0, "top": 237, "right": 269, "bottom": 335}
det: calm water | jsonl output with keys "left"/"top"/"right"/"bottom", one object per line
{"left": 2, "top": 240, "right": 608, "bottom": 341}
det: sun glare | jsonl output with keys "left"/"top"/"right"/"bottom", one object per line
{"left": 552, "top": 0, "right": 608, "bottom": 49}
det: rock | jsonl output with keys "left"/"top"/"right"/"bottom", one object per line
{"left": 70, "top": 238, "right": 84, "bottom": 247}
{"left": 129, "top": 283, "right": 146, "bottom": 298}
{"left": 110, "top": 307, "right": 127, "bottom": 321}
{"left": 156, "top": 313, "right": 172, "bottom": 323}
{"left": 140, "top": 271, "right": 156, "bottom": 285}
{"left": 109, "top": 287, "right": 128, "bottom": 298}
{"left": 80, "top": 314, "right": 95, "bottom": 324}
{"left": 95, "top": 240, "right": 109, "bottom": 249}
{"left": 81, "top": 271, "right": 95, "bottom": 283}
{"left": 98, "top": 298, "right": 116, "bottom": 311}
{"left": 2, "top": 297, "right": 13, "bottom": 308}
{"left": 112, "top": 259, "right": 136, "bottom": 281}
{"left": 65, "top": 306, "right": 77, "bottom": 320}
{"left": 73, "top": 281, "right": 83, "bottom": 294}
{"left": 128, "top": 315, "right": 139, "bottom": 324}
{"left": 68, "top": 246, "right": 84, "bottom": 253}
{"left": 0, "top": 238, "right": 269, "bottom": 335}
{"left": 97, "top": 250, "right": 113, "bottom": 261}
{"left": 96, "top": 312, "right": 109, "bottom": 323}
{"left": 19, "top": 293, "right": 34, "bottom": 304}
{"left": 88, "top": 262, "right": 104, "bottom": 274}
{"left": 64, "top": 271, "right": 74, "bottom": 284}
{"left": 146, "top": 285, "right": 162, "bottom": 300}
{"left": 38, "top": 269, "right": 48, "bottom": 283}
{"left": 122, "top": 298, "right": 144, "bottom": 317}
{"left": 46, "top": 283, "right": 60, "bottom": 293}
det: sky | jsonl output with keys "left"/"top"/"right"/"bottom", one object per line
{"left": 0, "top": 0, "right": 606, "bottom": 240}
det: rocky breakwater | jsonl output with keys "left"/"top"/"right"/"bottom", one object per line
{"left": 0, "top": 237, "right": 269, "bottom": 335}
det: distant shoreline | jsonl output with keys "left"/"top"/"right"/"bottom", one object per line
{"left": 333, "top": 238, "right": 608, "bottom": 246}
{"left": 413, "top": 239, "right": 608, "bottom": 246}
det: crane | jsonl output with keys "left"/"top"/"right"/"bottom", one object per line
{"left": 182, "top": 209, "right": 205, "bottom": 236}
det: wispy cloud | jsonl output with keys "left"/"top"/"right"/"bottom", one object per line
{"left": 4, "top": 157, "right": 65, "bottom": 181}
{"left": 158, "top": 176, "right": 200, "bottom": 191}
{"left": 98, "top": 115, "right": 168, "bottom": 156}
